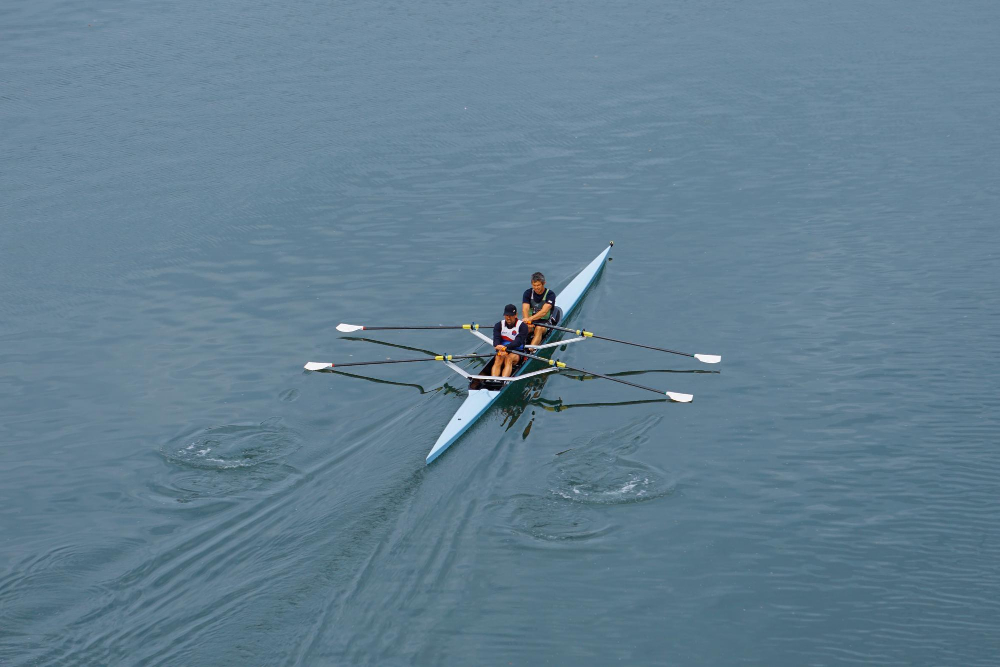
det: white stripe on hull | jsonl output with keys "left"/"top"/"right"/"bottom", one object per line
{"left": 426, "top": 244, "right": 612, "bottom": 464}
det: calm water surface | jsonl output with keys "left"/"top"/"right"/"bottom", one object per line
{"left": 2, "top": 0, "right": 999, "bottom": 664}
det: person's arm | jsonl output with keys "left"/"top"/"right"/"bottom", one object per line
{"left": 521, "top": 290, "right": 533, "bottom": 323}
{"left": 493, "top": 321, "right": 505, "bottom": 350}
{"left": 533, "top": 303, "right": 552, "bottom": 320}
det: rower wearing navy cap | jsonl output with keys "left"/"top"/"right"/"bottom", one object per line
{"left": 491, "top": 303, "right": 531, "bottom": 377}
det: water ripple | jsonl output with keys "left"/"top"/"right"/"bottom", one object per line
{"left": 546, "top": 416, "right": 676, "bottom": 506}
{"left": 160, "top": 417, "right": 300, "bottom": 472}
{"left": 504, "top": 494, "right": 617, "bottom": 543}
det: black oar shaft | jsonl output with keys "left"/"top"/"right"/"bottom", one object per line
{"left": 536, "top": 323, "right": 694, "bottom": 358}
{"left": 362, "top": 325, "right": 476, "bottom": 331}
{"left": 515, "top": 350, "right": 666, "bottom": 396}
{"left": 593, "top": 336, "right": 694, "bottom": 358}
{"left": 332, "top": 353, "right": 492, "bottom": 368}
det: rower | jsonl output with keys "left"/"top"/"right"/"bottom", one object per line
{"left": 521, "top": 271, "right": 558, "bottom": 346}
{"left": 491, "top": 303, "right": 530, "bottom": 377}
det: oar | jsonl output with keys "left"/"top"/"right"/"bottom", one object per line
{"left": 337, "top": 323, "right": 483, "bottom": 332}
{"left": 304, "top": 353, "right": 493, "bottom": 372}
{"left": 528, "top": 323, "right": 721, "bottom": 364}
{"left": 338, "top": 322, "right": 721, "bottom": 364}
{"left": 512, "top": 349, "right": 693, "bottom": 403}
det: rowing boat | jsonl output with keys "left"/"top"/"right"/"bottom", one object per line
{"left": 305, "top": 241, "right": 717, "bottom": 463}
{"left": 424, "top": 243, "right": 613, "bottom": 464}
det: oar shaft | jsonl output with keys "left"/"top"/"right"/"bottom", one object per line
{"left": 324, "top": 353, "right": 492, "bottom": 368}
{"left": 362, "top": 325, "right": 479, "bottom": 331}
{"left": 341, "top": 323, "right": 717, "bottom": 363}
{"left": 537, "top": 323, "right": 694, "bottom": 358}
{"left": 337, "top": 322, "right": 485, "bottom": 334}
{"left": 596, "top": 336, "right": 694, "bottom": 358}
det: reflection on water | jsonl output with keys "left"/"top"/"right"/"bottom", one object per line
{"left": 340, "top": 336, "right": 448, "bottom": 357}
{"left": 327, "top": 369, "right": 467, "bottom": 397}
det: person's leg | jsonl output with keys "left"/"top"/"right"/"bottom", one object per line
{"left": 491, "top": 352, "right": 504, "bottom": 377}
{"left": 531, "top": 324, "right": 546, "bottom": 345}
{"left": 503, "top": 352, "right": 520, "bottom": 377}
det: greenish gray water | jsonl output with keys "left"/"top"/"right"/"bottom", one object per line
{"left": 2, "top": 0, "right": 999, "bottom": 664}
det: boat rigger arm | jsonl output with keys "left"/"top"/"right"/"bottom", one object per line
{"left": 442, "top": 362, "right": 558, "bottom": 383}
{"left": 467, "top": 328, "right": 586, "bottom": 350}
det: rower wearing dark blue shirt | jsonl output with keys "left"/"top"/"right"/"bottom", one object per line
{"left": 522, "top": 271, "right": 558, "bottom": 346}
{"left": 492, "top": 303, "right": 530, "bottom": 377}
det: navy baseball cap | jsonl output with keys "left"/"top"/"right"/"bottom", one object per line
{"left": 503, "top": 304, "right": 517, "bottom": 316}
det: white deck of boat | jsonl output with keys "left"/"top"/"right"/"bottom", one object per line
{"left": 425, "top": 244, "right": 612, "bottom": 464}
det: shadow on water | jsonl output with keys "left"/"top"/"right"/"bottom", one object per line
{"left": 340, "top": 335, "right": 471, "bottom": 357}
{"left": 317, "top": 348, "right": 709, "bottom": 430}
{"left": 325, "top": 369, "right": 467, "bottom": 397}
{"left": 536, "top": 396, "right": 669, "bottom": 412}
{"left": 494, "top": 363, "right": 710, "bottom": 433}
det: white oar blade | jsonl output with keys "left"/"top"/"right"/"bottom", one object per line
{"left": 304, "top": 362, "right": 332, "bottom": 371}
{"left": 694, "top": 354, "right": 721, "bottom": 364}
{"left": 666, "top": 391, "right": 694, "bottom": 403}
{"left": 336, "top": 323, "right": 364, "bottom": 333}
